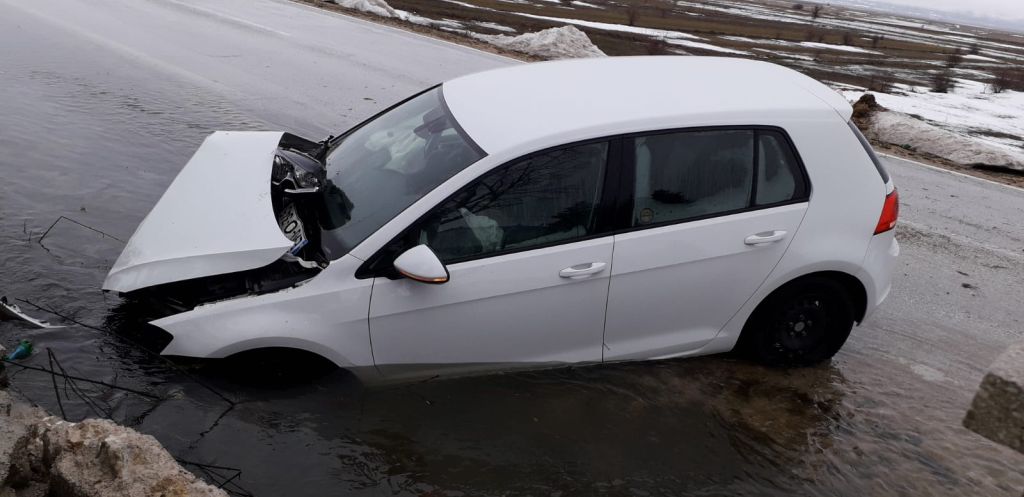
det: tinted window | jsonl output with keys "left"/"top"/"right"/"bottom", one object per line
{"left": 632, "top": 130, "right": 753, "bottom": 226}
{"left": 756, "top": 130, "right": 806, "bottom": 205}
{"left": 319, "top": 87, "right": 484, "bottom": 259}
{"left": 848, "top": 120, "right": 890, "bottom": 183}
{"left": 414, "top": 142, "right": 608, "bottom": 263}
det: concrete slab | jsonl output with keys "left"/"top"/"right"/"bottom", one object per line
{"left": 964, "top": 341, "right": 1024, "bottom": 453}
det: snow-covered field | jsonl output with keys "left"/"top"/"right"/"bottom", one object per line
{"left": 844, "top": 80, "right": 1024, "bottom": 170}
{"left": 329, "top": 0, "right": 1024, "bottom": 172}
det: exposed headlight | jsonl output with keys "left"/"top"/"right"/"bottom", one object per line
{"left": 272, "top": 155, "right": 293, "bottom": 183}
{"left": 293, "top": 169, "right": 321, "bottom": 188}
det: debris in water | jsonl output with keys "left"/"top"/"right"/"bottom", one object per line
{"left": 6, "top": 339, "right": 33, "bottom": 361}
{"left": 0, "top": 296, "right": 64, "bottom": 329}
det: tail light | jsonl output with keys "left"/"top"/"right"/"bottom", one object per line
{"left": 874, "top": 188, "right": 899, "bottom": 235}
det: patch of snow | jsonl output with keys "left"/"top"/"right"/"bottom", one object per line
{"left": 443, "top": 0, "right": 494, "bottom": 10}
{"left": 866, "top": 111, "right": 1023, "bottom": 171}
{"left": 333, "top": 0, "right": 398, "bottom": 18}
{"left": 718, "top": 35, "right": 759, "bottom": 43}
{"left": 825, "top": 81, "right": 867, "bottom": 92}
{"left": 751, "top": 48, "right": 815, "bottom": 60}
{"left": 963, "top": 54, "right": 1000, "bottom": 62}
{"left": 843, "top": 80, "right": 1024, "bottom": 156}
{"left": 572, "top": 1, "right": 601, "bottom": 7}
{"left": 799, "top": 42, "right": 883, "bottom": 54}
{"left": 473, "top": 21, "right": 517, "bottom": 33}
{"left": 511, "top": 12, "right": 701, "bottom": 40}
{"left": 665, "top": 38, "right": 751, "bottom": 55}
{"left": 474, "top": 25, "right": 606, "bottom": 59}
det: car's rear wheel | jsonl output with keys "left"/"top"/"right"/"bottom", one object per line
{"left": 739, "top": 277, "right": 855, "bottom": 366}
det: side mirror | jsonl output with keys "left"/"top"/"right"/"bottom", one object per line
{"left": 393, "top": 245, "right": 449, "bottom": 284}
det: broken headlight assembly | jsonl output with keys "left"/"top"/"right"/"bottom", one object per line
{"left": 272, "top": 149, "right": 326, "bottom": 191}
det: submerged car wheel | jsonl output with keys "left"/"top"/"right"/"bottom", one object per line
{"left": 739, "top": 277, "right": 855, "bottom": 367}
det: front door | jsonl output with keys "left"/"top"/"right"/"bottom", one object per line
{"left": 368, "top": 141, "right": 615, "bottom": 379}
{"left": 603, "top": 128, "right": 811, "bottom": 361}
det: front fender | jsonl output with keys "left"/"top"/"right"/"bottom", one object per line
{"left": 150, "top": 255, "right": 375, "bottom": 370}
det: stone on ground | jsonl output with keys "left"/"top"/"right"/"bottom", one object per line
{"left": 1, "top": 389, "right": 227, "bottom": 497}
{"left": 964, "top": 341, "right": 1024, "bottom": 454}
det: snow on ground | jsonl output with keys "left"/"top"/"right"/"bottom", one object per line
{"left": 473, "top": 25, "right": 606, "bottom": 59}
{"left": 666, "top": 38, "right": 751, "bottom": 55}
{"left": 335, "top": 0, "right": 465, "bottom": 29}
{"left": 473, "top": 21, "right": 517, "bottom": 33}
{"left": 867, "top": 111, "right": 1023, "bottom": 171}
{"left": 963, "top": 54, "right": 1000, "bottom": 62}
{"left": 334, "top": 0, "right": 397, "bottom": 18}
{"left": 844, "top": 80, "right": 1024, "bottom": 149}
{"left": 752, "top": 48, "right": 814, "bottom": 60}
{"left": 799, "top": 42, "right": 883, "bottom": 54}
{"left": 845, "top": 80, "right": 1024, "bottom": 170}
{"left": 511, "top": 12, "right": 701, "bottom": 40}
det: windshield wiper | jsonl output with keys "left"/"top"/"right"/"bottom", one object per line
{"left": 315, "top": 135, "right": 335, "bottom": 162}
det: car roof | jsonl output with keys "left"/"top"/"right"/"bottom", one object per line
{"left": 442, "top": 56, "right": 852, "bottom": 156}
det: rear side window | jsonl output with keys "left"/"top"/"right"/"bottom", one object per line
{"left": 756, "top": 130, "right": 807, "bottom": 205}
{"left": 848, "top": 121, "right": 891, "bottom": 183}
{"left": 630, "top": 128, "right": 807, "bottom": 227}
{"left": 414, "top": 142, "right": 609, "bottom": 263}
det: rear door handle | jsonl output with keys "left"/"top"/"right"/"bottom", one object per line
{"left": 744, "top": 230, "right": 788, "bottom": 245}
{"left": 559, "top": 262, "right": 607, "bottom": 278}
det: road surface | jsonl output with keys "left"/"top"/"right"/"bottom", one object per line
{"left": 1, "top": 0, "right": 1022, "bottom": 495}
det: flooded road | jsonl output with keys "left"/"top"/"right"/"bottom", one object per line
{"left": 2, "top": 0, "right": 1023, "bottom": 495}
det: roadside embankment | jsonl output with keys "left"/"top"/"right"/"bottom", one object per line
{"left": 851, "top": 93, "right": 1024, "bottom": 187}
{"left": 0, "top": 386, "right": 226, "bottom": 497}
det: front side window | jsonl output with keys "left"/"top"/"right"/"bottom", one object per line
{"left": 318, "top": 87, "right": 484, "bottom": 258}
{"left": 633, "top": 130, "right": 754, "bottom": 226}
{"left": 411, "top": 142, "right": 609, "bottom": 263}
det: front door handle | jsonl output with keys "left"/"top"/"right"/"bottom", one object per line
{"left": 744, "top": 230, "right": 788, "bottom": 245}
{"left": 559, "top": 262, "right": 607, "bottom": 278}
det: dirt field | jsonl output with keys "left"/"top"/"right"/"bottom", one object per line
{"left": 309, "top": 0, "right": 1024, "bottom": 90}
{"left": 303, "top": 0, "right": 1024, "bottom": 184}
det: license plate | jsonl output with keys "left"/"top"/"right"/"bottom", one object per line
{"left": 278, "top": 203, "right": 306, "bottom": 245}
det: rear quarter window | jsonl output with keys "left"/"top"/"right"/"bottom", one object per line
{"left": 848, "top": 121, "right": 891, "bottom": 184}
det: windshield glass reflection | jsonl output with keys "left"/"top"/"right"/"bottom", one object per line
{"left": 319, "top": 87, "right": 484, "bottom": 259}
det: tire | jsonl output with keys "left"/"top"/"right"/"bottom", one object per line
{"left": 738, "top": 276, "right": 855, "bottom": 367}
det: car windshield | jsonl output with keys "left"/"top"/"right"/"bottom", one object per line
{"left": 318, "top": 87, "right": 484, "bottom": 259}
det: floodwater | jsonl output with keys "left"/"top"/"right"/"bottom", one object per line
{"left": 2, "top": 1, "right": 1024, "bottom": 496}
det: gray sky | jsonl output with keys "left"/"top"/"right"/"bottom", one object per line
{"left": 876, "top": 0, "right": 1024, "bottom": 21}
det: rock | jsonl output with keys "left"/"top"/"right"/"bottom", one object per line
{"left": 44, "top": 419, "right": 227, "bottom": 497}
{"left": 0, "top": 390, "right": 47, "bottom": 489}
{"left": 1, "top": 390, "right": 227, "bottom": 497}
{"left": 964, "top": 341, "right": 1024, "bottom": 454}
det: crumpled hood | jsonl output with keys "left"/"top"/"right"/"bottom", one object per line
{"left": 104, "top": 131, "right": 293, "bottom": 293}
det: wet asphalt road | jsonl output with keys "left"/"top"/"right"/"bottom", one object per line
{"left": 2, "top": 0, "right": 1024, "bottom": 495}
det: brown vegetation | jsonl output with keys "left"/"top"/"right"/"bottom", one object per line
{"left": 851, "top": 93, "right": 882, "bottom": 125}
{"left": 991, "top": 68, "right": 1024, "bottom": 93}
{"left": 930, "top": 70, "right": 955, "bottom": 93}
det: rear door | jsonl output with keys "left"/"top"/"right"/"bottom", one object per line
{"left": 366, "top": 141, "right": 617, "bottom": 379}
{"left": 603, "top": 128, "right": 810, "bottom": 361}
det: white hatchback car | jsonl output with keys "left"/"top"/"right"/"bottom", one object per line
{"left": 104, "top": 57, "right": 898, "bottom": 383}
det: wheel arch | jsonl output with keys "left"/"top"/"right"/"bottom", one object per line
{"left": 741, "top": 270, "right": 869, "bottom": 341}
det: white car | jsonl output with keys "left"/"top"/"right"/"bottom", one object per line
{"left": 104, "top": 57, "right": 899, "bottom": 383}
